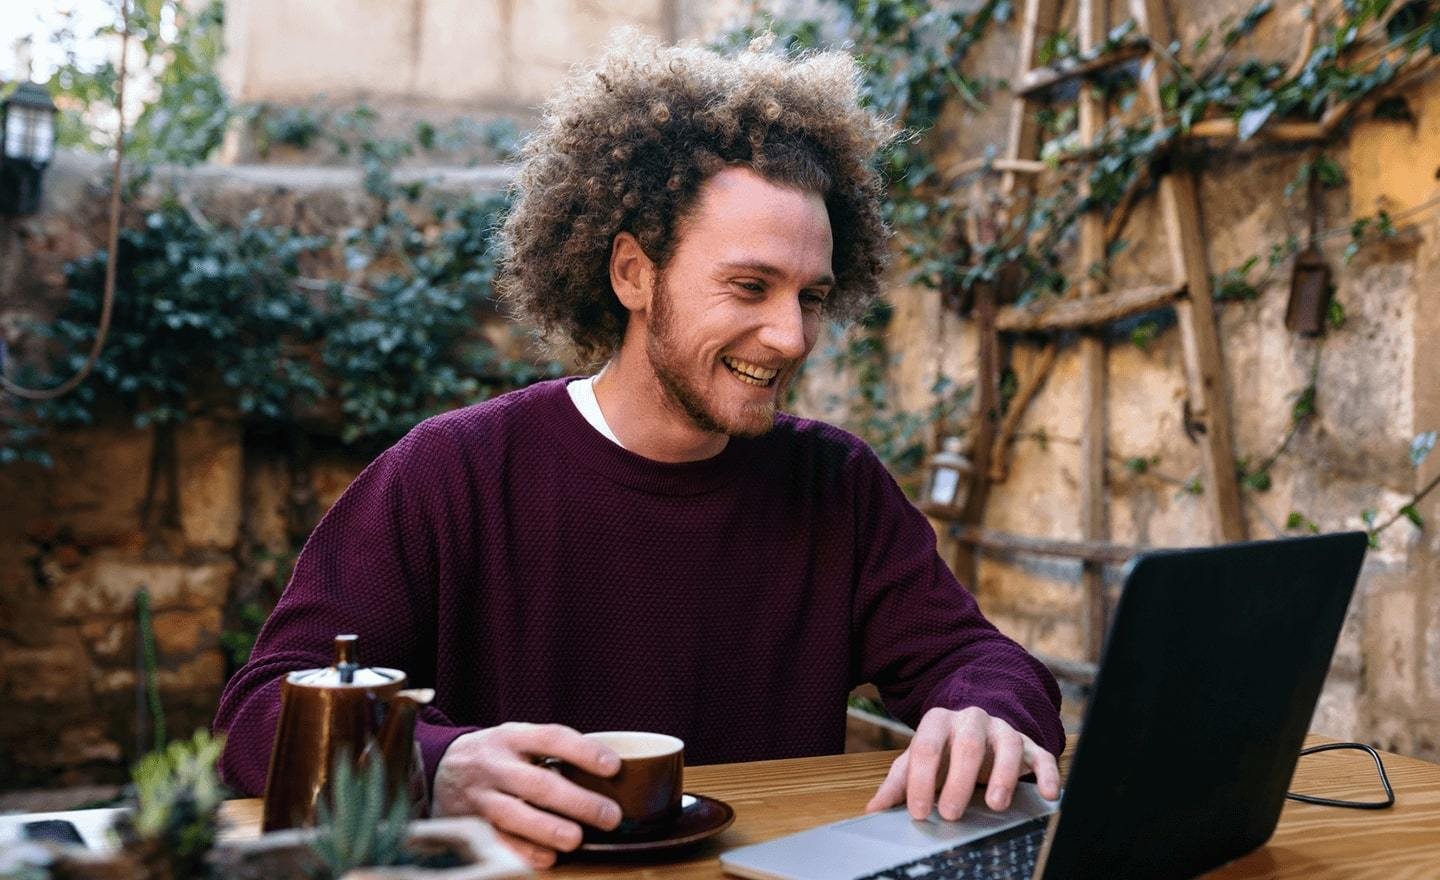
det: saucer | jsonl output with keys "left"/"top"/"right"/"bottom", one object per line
{"left": 577, "top": 793, "right": 735, "bottom": 854}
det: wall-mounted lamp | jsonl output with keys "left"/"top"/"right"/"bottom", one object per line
{"left": 922, "top": 436, "right": 974, "bottom": 517}
{"left": 1, "top": 81, "right": 59, "bottom": 215}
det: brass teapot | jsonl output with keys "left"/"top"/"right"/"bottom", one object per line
{"left": 261, "top": 634, "right": 434, "bottom": 831}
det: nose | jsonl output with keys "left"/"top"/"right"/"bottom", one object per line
{"left": 757, "top": 293, "right": 809, "bottom": 361}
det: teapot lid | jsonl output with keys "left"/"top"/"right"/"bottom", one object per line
{"left": 286, "top": 634, "right": 406, "bottom": 688}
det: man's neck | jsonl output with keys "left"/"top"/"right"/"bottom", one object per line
{"left": 592, "top": 345, "right": 729, "bottom": 464}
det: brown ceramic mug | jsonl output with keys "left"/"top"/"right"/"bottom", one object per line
{"left": 559, "top": 731, "right": 685, "bottom": 832}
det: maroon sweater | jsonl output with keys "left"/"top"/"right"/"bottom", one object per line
{"left": 214, "top": 379, "right": 1063, "bottom": 796}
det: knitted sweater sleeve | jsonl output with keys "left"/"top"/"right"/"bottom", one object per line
{"left": 848, "top": 447, "right": 1065, "bottom": 757}
{"left": 213, "top": 418, "right": 480, "bottom": 797}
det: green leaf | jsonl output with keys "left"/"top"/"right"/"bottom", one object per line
{"left": 1326, "top": 297, "right": 1346, "bottom": 329}
{"left": 1410, "top": 431, "right": 1437, "bottom": 467}
{"left": 1401, "top": 505, "right": 1424, "bottom": 529}
{"left": 1243, "top": 469, "right": 1272, "bottom": 491}
{"left": 1130, "top": 321, "right": 1159, "bottom": 350}
{"left": 1361, "top": 508, "right": 1378, "bottom": 528}
{"left": 1237, "top": 102, "right": 1276, "bottom": 141}
{"left": 1292, "top": 386, "right": 1317, "bottom": 422}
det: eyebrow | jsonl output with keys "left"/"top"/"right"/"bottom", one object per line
{"left": 719, "top": 261, "right": 835, "bottom": 288}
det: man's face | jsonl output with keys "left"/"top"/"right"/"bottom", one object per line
{"left": 643, "top": 167, "right": 834, "bottom": 439}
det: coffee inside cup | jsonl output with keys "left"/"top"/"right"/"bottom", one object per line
{"left": 561, "top": 731, "right": 684, "bottom": 832}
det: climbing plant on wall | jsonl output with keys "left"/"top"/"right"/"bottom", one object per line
{"left": 722, "top": 0, "right": 1440, "bottom": 540}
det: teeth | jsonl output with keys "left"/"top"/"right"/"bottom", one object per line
{"left": 723, "top": 356, "right": 780, "bottom": 385}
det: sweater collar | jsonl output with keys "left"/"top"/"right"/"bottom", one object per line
{"left": 537, "top": 377, "right": 753, "bottom": 496}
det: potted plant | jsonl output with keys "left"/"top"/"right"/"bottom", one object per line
{"left": 211, "top": 755, "right": 530, "bottom": 880}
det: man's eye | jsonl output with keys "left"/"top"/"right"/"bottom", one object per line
{"left": 801, "top": 291, "right": 829, "bottom": 308}
{"left": 735, "top": 280, "right": 766, "bottom": 293}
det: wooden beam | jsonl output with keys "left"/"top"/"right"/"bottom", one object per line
{"left": 945, "top": 156, "right": 1049, "bottom": 178}
{"left": 1186, "top": 118, "right": 1326, "bottom": 142}
{"left": 950, "top": 525, "right": 1139, "bottom": 565}
{"left": 990, "top": 343, "right": 1057, "bottom": 482}
{"left": 1016, "top": 38, "right": 1150, "bottom": 96}
{"left": 1077, "top": 0, "right": 1109, "bottom": 664}
{"left": 1001, "top": 0, "right": 1062, "bottom": 198}
{"left": 950, "top": 282, "right": 1002, "bottom": 591}
{"left": 1132, "top": 0, "right": 1248, "bottom": 544}
{"left": 1033, "top": 653, "right": 1100, "bottom": 687}
{"left": 995, "top": 283, "right": 1182, "bottom": 332}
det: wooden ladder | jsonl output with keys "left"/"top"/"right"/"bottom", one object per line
{"left": 953, "top": 0, "right": 1248, "bottom": 675}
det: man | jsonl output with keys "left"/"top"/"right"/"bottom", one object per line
{"left": 215, "top": 39, "right": 1063, "bottom": 869}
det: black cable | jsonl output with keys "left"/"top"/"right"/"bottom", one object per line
{"left": 1285, "top": 742, "right": 1395, "bottom": 809}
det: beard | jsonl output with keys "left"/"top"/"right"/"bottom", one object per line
{"left": 646, "top": 275, "right": 786, "bottom": 439}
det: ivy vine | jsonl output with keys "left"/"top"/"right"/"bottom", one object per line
{"left": 723, "top": 0, "right": 1440, "bottom": 537}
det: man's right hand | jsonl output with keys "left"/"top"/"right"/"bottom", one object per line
{"left": 432, "top": 723, "right": 623, "bottom": 868}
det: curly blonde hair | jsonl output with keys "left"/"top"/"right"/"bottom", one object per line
{"left": 495, "top": 36, "right": 894, "bottom": 363}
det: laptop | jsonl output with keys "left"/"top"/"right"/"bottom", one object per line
{"left": 721, "top": 532, "right": 1368, "bottom": 880}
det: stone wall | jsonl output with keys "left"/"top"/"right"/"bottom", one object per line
{"left": 838, "top": 6, "right": 1440, "bottom": 759}
{"left": 217, "top": 0, "right": 746, "bottom": 161}
{"left": 0, "top": 155, "right": 516, "bottom": 787}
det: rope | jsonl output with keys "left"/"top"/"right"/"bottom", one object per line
{"left": 1, "top": 0, "right": 130, "bottom": 401}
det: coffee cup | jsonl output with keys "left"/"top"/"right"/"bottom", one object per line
{"left": 560, "top": 731, "right": 684, "bottom": 831}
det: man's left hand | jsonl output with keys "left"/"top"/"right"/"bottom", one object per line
{"left": 864, "top": 706, "right": 1061, "bottom": 821}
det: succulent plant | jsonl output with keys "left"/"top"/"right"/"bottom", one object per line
{"left": 309, "top": 753, "right": 413, "bottom": 878}
{"left": 120, "top": 729, "right": 228, "bottom": 878}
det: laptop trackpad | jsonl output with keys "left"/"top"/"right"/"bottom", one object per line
{"left": 832, "top": 783, "right": 1058, "bottom": 850}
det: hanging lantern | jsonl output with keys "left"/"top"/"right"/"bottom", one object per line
{"left": 923, "top": 436, "right": 974, "bottom": 515}
{"left": 1285, "top": 245, "right": 1333, "bottom": 336}
{"left": 1, "top": 81, "right": 60, "bottom": 215}
{"left": 1286, "top": 162, "right": 1334, "bottom": 337}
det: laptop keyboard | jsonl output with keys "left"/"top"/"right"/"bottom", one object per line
{"left": 855, "top": 815, "right": 1048, "bottom": 880}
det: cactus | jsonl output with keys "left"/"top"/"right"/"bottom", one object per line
{"left": 309, "top": 753, "right": 412, "bottom": 878}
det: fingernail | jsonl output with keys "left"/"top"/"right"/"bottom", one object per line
{"left": 603, "top": 802, "right": 622, "bottom": 827}
{"left": 602, "top": 752, "right": 621, "bottom": 773}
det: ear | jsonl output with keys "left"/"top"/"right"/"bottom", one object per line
{"left": 610, "top": 232, "right": 656, "bottom": 315}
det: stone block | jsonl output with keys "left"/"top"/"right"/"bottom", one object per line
{"left": 56, "top": 724, "right": 123, "bottom": 765}
{"left": 976, "top": 557, "right": 1085, "bottom": 619}
{"left": 151, "top": 607, "right": 223, "bottom": 658}
{"left": 176, "top": 418, "right": 244, "bottom": 550}
{"left": 1426, "top": 583, "right": 1440, "bottom": 702}
{"left": 1366, "top": 712, "right": 1440, "bottom": 760}
{"left": 1308, "top": 673, "right": 1360, "bottom": 741}
{"left": 415, "top": 0, "right": 507, "bottom": 101}
{"left": 311, "top": 458, "right": 366, "bottom": 514}
{"left": 1347, "top": 76, "right": 1440, "bottom": 220}
{"left": 48, "top": 427, "right": 153, "bottom": 542}
{"left": 1, "top": 632, "right": 92, "bottom": 705}
{"left": 1364, "top": 588, "right": 1418, "bottom": 710}
{"left": 52, "top": 554, "right": 236, "bottom": 620}
{"left": 1330, "top": 590, "right": 1366, "bottom": 678}
{"left": 231, "top": 0, "right": 419, "bottom": 102}
{"left": 511, "top": 0, "right": 586, "bottom": 69}
{"left": 161, "top": 650, "right": 225, "bottom": 694}
{"left": 91, "top": 651, "right": 224, "bottom": 696}
{"left": 80, "top": 616, "right": 134, "bottom": 665}
{"left": 245, "top": 454, "right": 292, "bottom": 554}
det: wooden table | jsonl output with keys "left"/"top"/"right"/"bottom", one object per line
{"left": 221, "top": 735, "right": 1440, "bottom": 878}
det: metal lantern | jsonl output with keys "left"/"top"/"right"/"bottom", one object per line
{"left": 1, "top": 81, "right": 59, "bottom": 215}
{"left": 923, "top": 436, "right": 974, "bottom": 514}
{"left": 1285, "top": 244, "right": 1333, "bottom": 337}
{"left": 1286, "top": 166, "right": 1334, "bottom": 338}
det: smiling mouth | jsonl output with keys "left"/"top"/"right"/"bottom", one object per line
{"left": 722, "top": 355, "right": 780, "bottom": 388}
